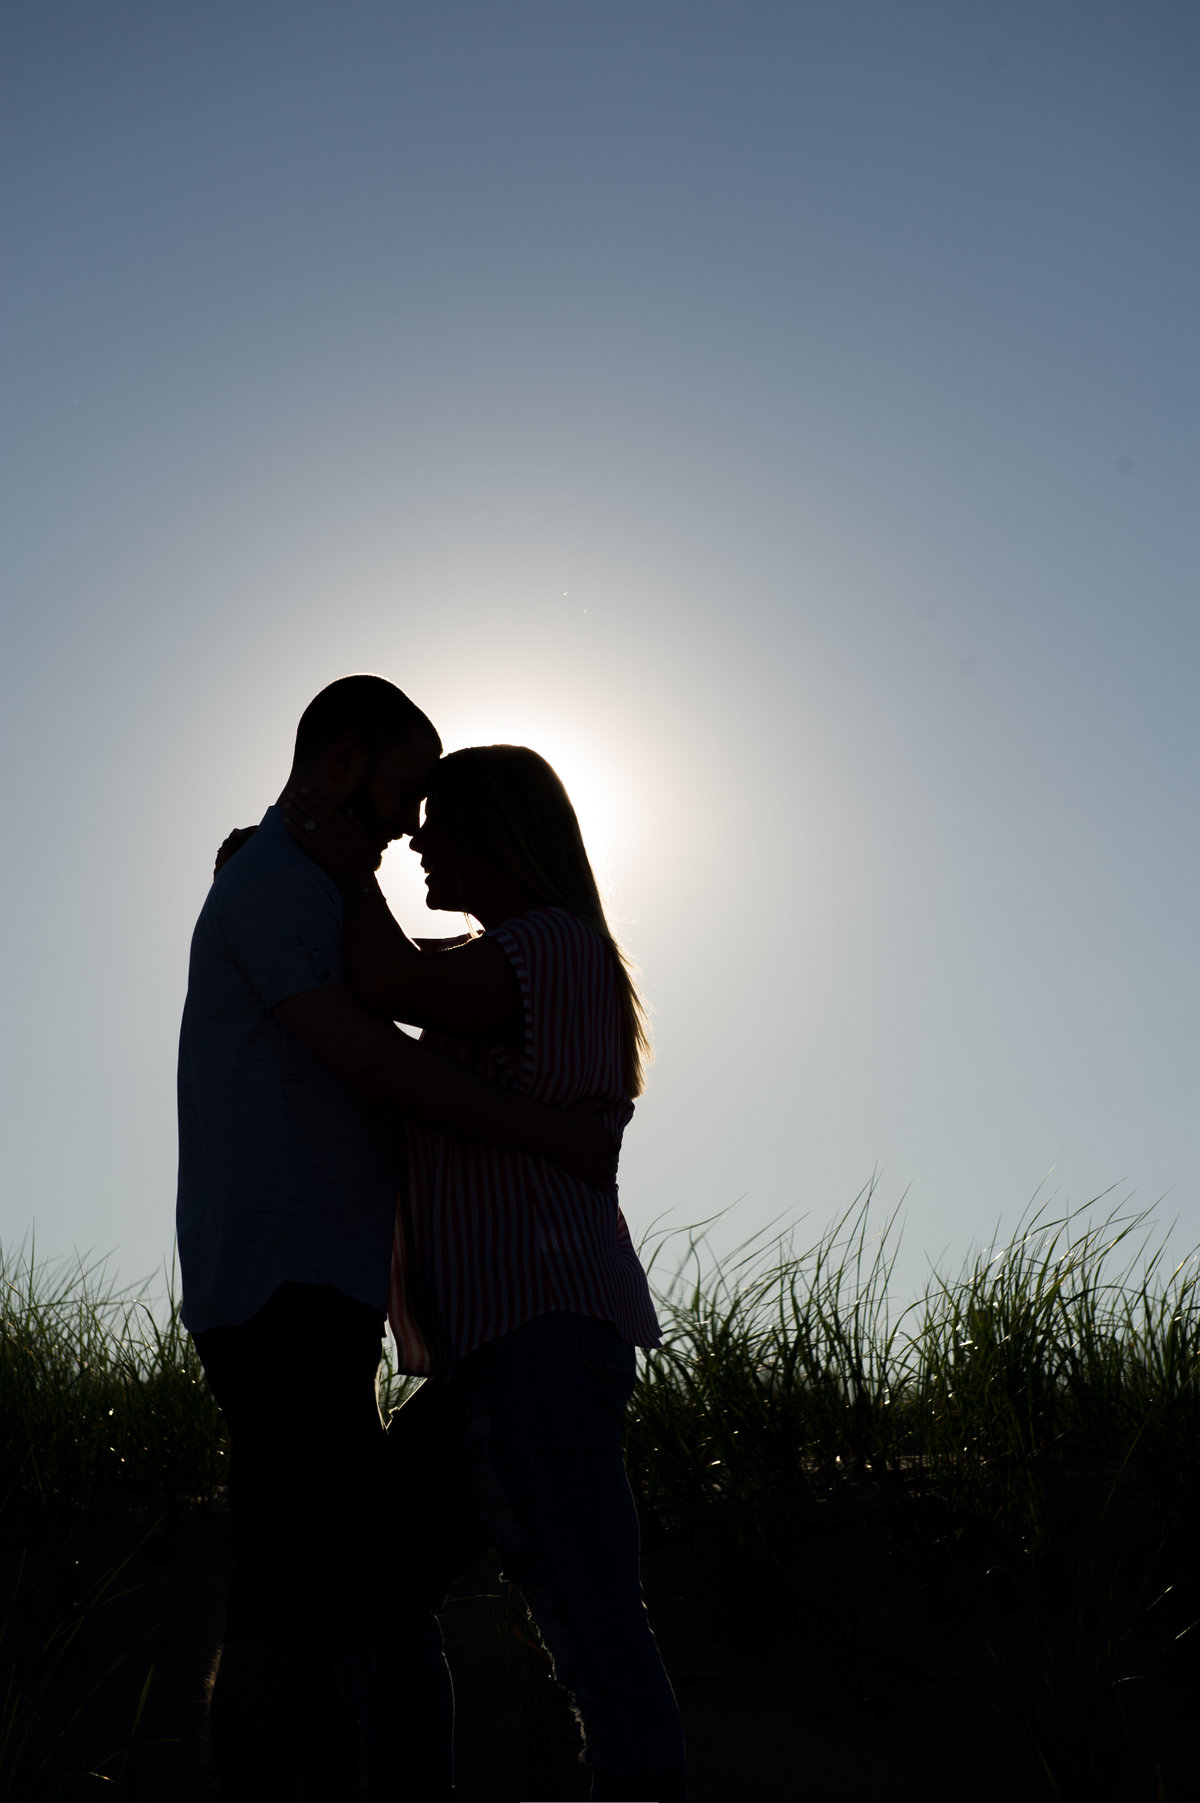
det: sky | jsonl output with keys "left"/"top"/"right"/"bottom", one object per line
{"left": 2, "top": 0, "right": 1197, "bottom": 1313}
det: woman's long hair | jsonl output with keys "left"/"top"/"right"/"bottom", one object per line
{"left": 426, "top": 745, "right": 652, "bottom": 1098}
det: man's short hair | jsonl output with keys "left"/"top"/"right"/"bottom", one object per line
{"left": 293, "top": 674, "right": 441, "bottom": 764}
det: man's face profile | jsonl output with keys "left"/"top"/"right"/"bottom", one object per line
{"left": 344, "top": 730, "right": 440, "bottom": 854}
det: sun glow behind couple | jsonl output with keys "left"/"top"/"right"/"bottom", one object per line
{"left": 375, "top": 712, "right": 626, "bottom": 942}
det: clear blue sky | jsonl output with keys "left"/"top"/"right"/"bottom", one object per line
{"left": 2, "top": 1, "right": 1196, "bottom": 1304}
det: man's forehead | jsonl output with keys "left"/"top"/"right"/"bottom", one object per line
{"left": 414, "top": 736, "right": 441, "bottom": 786}
{"left": 384, "top": 731, "right": 440, "bottom": 789}
{"left": 410, "top": 719, "right": 442, "bottom": 757}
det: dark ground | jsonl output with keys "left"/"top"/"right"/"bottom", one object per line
{"left": 10, "top": 1483, "right": 1199, "bottom": 1802}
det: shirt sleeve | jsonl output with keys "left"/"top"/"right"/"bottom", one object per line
{"left": 488, "top": 909, "right": 575, "bottom": 1102}
{"left": 219, "top": 863, "right": 347, "bottom": 1010}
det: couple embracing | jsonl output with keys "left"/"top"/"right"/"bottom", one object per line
{"left": 176, "top": 674, "right": 688, "bottom": 1803}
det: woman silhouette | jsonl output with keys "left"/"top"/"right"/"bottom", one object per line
{"left": 285, "top": 744, "right": 687, "bottom": 1803}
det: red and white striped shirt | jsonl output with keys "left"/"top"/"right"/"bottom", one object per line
{"left": 388, "top": 906, "right": 662, "bottom": 1375}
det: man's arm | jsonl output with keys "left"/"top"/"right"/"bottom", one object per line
{"left": 272, "top": 984, "right": 616, "bottom": 1187}
{"left": 340, "top": 881, "right": 522, "bottom": 1033}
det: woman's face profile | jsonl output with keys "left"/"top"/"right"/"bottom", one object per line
{"left": 409, "top": 800, "right": 472, "bottom": 914}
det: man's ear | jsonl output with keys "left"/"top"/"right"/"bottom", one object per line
{"left": 326, "top": 731, "right": 370, "bottom": 791}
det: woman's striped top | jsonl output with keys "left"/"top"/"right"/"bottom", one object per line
{"left": 388, "top": 905, "right": 662, "bottom": 1376}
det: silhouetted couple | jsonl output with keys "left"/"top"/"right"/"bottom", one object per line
{"left": 176, "top": 674, "right": 688, "bottom": 1802}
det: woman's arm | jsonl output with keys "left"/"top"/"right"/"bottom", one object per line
{"left": 282, "top": 789, "right": 521, "bottom": 1036}
{"left": 342, "top": 879, "right": 521, "bottom": 1035}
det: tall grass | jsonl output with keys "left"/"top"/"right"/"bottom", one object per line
{"left": 0, "top": 1245, "right": 225, "bottom": 1545}
{"left": 628, "top": 1189, "right": 1200, "bottom": 1559}
{"left": 0, "top": 1246, "right": 227, "bottom": 1798}
{"left": 628, "top": 1190, "right": 1200, "bottom": 1801}
{"left": 5, "top": 1194, "right": 1200, "bottom": 1796}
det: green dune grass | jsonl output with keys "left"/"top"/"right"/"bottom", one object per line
{"left": 3, "top": 1193, "right": 1198, "bottom": 1798}
{"left": 629, "top": 1190, "right": 1200, "bottom": 1555}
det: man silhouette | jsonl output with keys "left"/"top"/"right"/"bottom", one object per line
{"left": 176, "top": 674, "right": 613, "bottom": 1799}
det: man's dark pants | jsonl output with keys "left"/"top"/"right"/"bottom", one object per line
{"left": 194, "top": 1282, "right": 387, "bottom": 1786}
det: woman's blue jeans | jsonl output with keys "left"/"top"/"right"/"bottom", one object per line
{"left": 381, "top": 1311, "right": 686, "bottom": 1796}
